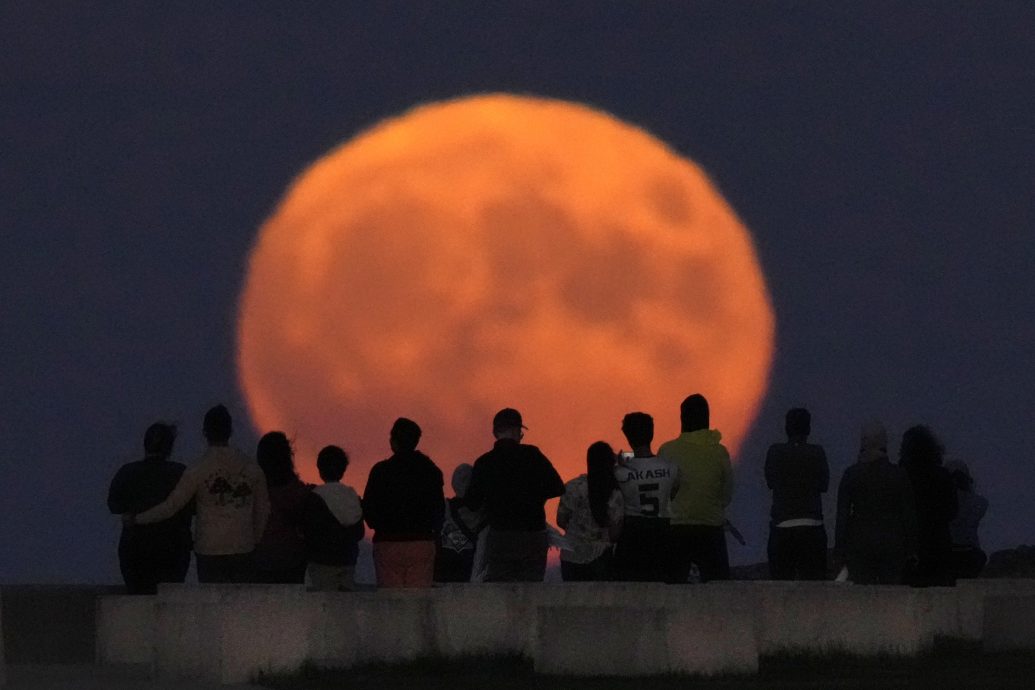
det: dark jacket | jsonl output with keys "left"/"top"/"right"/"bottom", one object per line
{"left": 254, "top": 479, "right": 310, "bottom": 571}
{"left": 303, "top": 492, "right": 364, "bottom": 566}
{"left": 765, "top": 441, "right": 829, "bottom": 523}
{"left": 466, "top": 438, "right": 564, "bottom": 531}
{"left": 835, "top": 459, "right": 918, "bottom": 559}
{"left": 363, "top": 450, "right": 445, "bottom": 541}
{"left": 108, "top": 457, "right": 193, "bottom": 554}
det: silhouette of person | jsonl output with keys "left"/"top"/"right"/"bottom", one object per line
{"left": 303, "top": 445, "right": 364, "bottom": 591}
{"left": 899, "top": 425, "right": 958, "bottom": 587}
{"left": 129, "top": 405, "right": 270, "bottom": 583}
{"left": 108, "top": 422, "right": 193, "bottom": 594}
{"left": 558, "top": 441, "right": 624, "bottom": 581}
{"left": 254, "top": 432, "right": 310, "bottom": 584}
{"left": 946, "top": 459, "right": 988, "bottom": 579}
{"left": 362, "top": 418, "right": 445, "bottom": 588}
{"left": 613, "top": 412, "right": 676, "bottom": 582}
{"left": 434, "top": 463, "right": 485, "bottom": 583}
{"left": 465, "top": 408, "right": 564, "bottom": 582}
{"left": 834, "top": 421, "right": 918, "bottom": 584}
{"left": 658, "top": 394, "right": 733, "bottom": 583}
{"left": 765, "top": 408, "right": 830, "bottom": 580}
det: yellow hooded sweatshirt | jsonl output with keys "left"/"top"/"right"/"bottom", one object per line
{"left": 658, "top": 429, "right": 733, "bottom": 526}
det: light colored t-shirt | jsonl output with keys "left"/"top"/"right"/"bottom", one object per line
{"left": 614, "top": 455, "right": 678, "bottom": 519}
{"left": 557, "top": 475, "right": 623, "bottom": 564}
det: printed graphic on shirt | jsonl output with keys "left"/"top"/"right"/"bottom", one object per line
{"left": 205, "top": 473, "right": 253, "bottom": 508}
{"left": 615, "top": 456, "right": 677, "bottom": 518}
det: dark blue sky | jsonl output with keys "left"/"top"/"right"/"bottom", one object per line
{"left": 3, "top": 2, "right": 1033, "bottom": 582}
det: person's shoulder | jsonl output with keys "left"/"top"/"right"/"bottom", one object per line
{"left": 565, "top": 474, "right": 587, "bottom": 490}
{"left": 657, "top": 437, "right": 680, "bottom": 455}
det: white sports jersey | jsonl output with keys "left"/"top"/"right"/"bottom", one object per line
{"left": 615, "top": 455, "right": 678, "bottom": 519}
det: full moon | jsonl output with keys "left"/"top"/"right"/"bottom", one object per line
{"left": 237, "top": 94, "right": 774, "bottom": 492}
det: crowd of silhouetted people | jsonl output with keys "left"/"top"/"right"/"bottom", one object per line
{"left": 108, "top": 397, "right": 987, "bottom": 594}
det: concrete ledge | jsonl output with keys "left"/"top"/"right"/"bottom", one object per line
{"left": 1, "top": 591, "right": 6, "bottom": 689}
{"left": 711, "top": 582, "right": 932, "bottom": 655}
{"left": 96, "top": 595, "right": 156, "bottom": 667}
{"left": 155, "top": 584, "right": 310, "bottom": 684}
{"left": 956, "top": 579, "right": 1035, "bottom": 640}
{"left": 983, "top": 594, "right": 1035, "bottom": 651}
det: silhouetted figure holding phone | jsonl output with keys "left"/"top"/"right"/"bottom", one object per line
{"left": 613, "top": 412, "right": 676, "bottom": 582}
{"left": 659, "top": 394, "right": 732, "bottom": 583}
{"left": 108, "top": 422, "right": 192, "bottom": 594}
{"left": 900, "top": 425, "right": 958, "bottom": 587}
{"left": 129, "top": 405, "right": 270, "bottom": 583}
{"left": 835, "top": 421, "right": 918, "bottom": 584}
{"left": 765, "top": 408, "right": 829, "bottom": 580}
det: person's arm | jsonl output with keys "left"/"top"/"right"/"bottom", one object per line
{"left": 899, "top": 470, "right": 919, "bottom": 558}
{"left": 540, "top": 453, "right": 564, "bottom": 500}
{"left": 252, "top": 469, "right": 270, "bottom": 543}
{"left": 361, "top": 466, "right": 382, "bottom": 530}
{"left": 764, "top": 446, "right": 777, "bottom": 491}
{"left": 719, "top": 450, "right": 734, "bottom": 508}
{"left": 107, "top": 466, "right": 132, "bottom": 515}
{"left": 607, "top": 490, "right": 624, "bottom": 542}
{"left": 136, "top": 468, "right": 197, "bottom": 524}
{"left": 818, "top": 448, "right": 830, "bottom": 494}
{"left": 464, "top": 461, "right": 486, "bottom": 512}
{"left": 556, "top": 488, "right": 572, "bottom": 531}
{"left": 430, "top": 468, "right": 446, "bottom": 531}
{"left": 834, "top": 468, "right": 851, "bottom": 555}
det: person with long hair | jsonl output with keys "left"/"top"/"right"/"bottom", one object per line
{"left": 899, "top": 425, "right": 958, "bottom": 587}
{"left": 254, "top": 431, "right": 311, "bottom": 583}
{"left": 557, "top": 441, "right": 624, "bottom": 581}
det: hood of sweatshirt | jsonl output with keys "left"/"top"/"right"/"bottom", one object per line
{"left": 313, "top": 483, "right": 362, "bottom": 526}
{"left": 684, "top": 429, "right": 723, "bottom": 445}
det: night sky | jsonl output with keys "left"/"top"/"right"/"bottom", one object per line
{"left": 3, "top": 3, "right": 1033, "bottom": 583}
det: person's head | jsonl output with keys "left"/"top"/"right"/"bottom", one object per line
{"left": 858, "top": 420, "right": 888, "bottom": 463}
{"left": 492, "top": 407, "right": 526, "bottom": 441}
{"left": 256, "top": 431, "right": 299, "bottom": 487}
{"left": 946, "top": 459, "right": 973, "bottom": 492}
{"left": 316, "top": 445, "right": 349, "bottom": 483}
{"left": 680, "top": 394, "right": 709, "bottom": 432}
{"left": 621, "top": 412, "right": 654, "bottom": 449}
{"left": 390, "top": 417, "right": 422, "bottom": 454}
{"left": 899, "top": 425, "right": 944, "bottom": 471}
{"left": 143, "top": 422, "right": 177, "bottom": 459}
{"left": 451, "top": 463, "right": 473, "bottom": 499}
{"left": 203, "top": 404, "right": 232, "bottom": 445}
{"left": 785, "top": 408, "right": 811, "bottom": 440}
{"left": 586, "top": 441, "right": 618, "bottom": 529}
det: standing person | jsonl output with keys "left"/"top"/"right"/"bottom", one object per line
{"left": 434, "top": 464, "right": 484, "bottom": 583}
{"left": 658, "top": 394, "right": 733, "bottom": 583}
{"left": 254, "top": 432, "right": 310, "bottom": 584}
{"left": 303, "top": 445, "right": 364, "bottom": 591}
{"left": 834, "top": 421, "right": 918, "bottom": 584}
{"left": 899, "top": 425, "right": 958, "bottom": 587}
{"left": 465, "top": 408, "right": 564, "bottom": 582}
{"left": 558, "top": 441, "right": 624, "bottom": 581}
{"left": 946, "top": 460, "right": 989, "bottom": 579}
{"left": 362, "top": 418, "right": 445, "bottom": 588}
{"left": 613, "top": 413, "right": 676, "bottom": 582}
{"left": 765, "top": 408, "right": 830, "bottom": 580}
{"left": 130, "top": 405, "right": 270, "bottom": 583}
{"left": 108, "top": 422, "right": 193, "bottom": 594}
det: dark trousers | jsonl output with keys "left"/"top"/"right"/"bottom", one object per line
{"left": 848, "top": 552, "right": 904, "bottom": 585}
{"left": 484, "top": 529, "right": 548, "bottom": 582}
{"left": 666, "top": 524, "right": 730, "bottom": 583}
{"left": 254, "top": 562, "right": 307, "bottom": 584}
{"left": 561, "top": 549, "right": 613, "bottom": 582}
{"left": 613, "top": 516, "right": 669, "bottom": 582}
{"left": 119, "top": 542, "right": 191, "bottom": 595}
{"left": 768, "top": 525, "right": 828, "bottom": 580}
{"left": 196, "top": 552, "right": 257, "bottom": 583}
{"left": 952, "top": 546, "right": 987, "bottom": 579}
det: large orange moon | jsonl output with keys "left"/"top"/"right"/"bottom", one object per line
{"left": 237, "top": 93, "right": 774, "bottom": 494}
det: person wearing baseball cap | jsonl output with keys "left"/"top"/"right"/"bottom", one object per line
{"left": 465, "top": 407, "right": 564, "bottom": 581}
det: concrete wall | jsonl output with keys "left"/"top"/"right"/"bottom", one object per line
{"left": 92, "top": 579, "right": 1035, "bottom": 684}
{"left": 982, "top": 594, "right": 1035, "bottom": 651}
{"left": 1, "top": 591, "right": 6, "bottom": 689}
